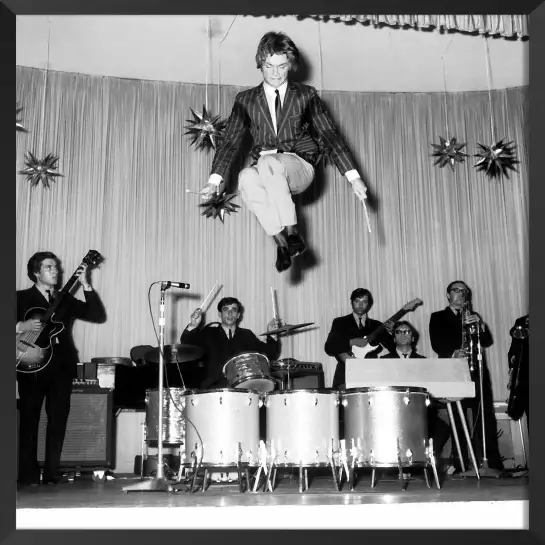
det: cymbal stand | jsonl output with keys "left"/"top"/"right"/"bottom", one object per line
{"left": 123, "top": 282, "right": 170, "bottom": 494}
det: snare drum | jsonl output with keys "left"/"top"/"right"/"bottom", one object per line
{"left": 145, "top": 388, "right": 187, "bottom": 444}
{"left": 223, "top": 352, "right": 275, "bottom": 392}
{"left": 182, "top": 389, "right": 261, "bottom": 467}
{"left": 342, "top": 386, "right": 430, "bottom": 467}
{"left": 265, "top": 389, "right": 340, "bottom": 466}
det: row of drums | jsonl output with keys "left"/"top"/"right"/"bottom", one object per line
{"left": 145, "top": 386, "right": 433, "bottom": 469}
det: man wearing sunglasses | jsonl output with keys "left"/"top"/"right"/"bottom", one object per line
{"left": 380, "top": 320, "right": 425, "bottom": 359}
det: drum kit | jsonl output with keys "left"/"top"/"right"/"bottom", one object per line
{"left": 141, "top": 349, "right": 441, "bottom": 493}
{"left": 124, "top": 284, "right": 440, "bottom": 495}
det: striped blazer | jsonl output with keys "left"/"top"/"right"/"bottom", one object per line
{"left": 210, "top": 81, "right": 358, "bottom": 179}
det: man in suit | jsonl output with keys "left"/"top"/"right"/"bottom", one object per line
{"left": 380, "top": 320, "right": 426, "bottom": 359}
{"left": 181, "top": 297, "right": 281, "bottom": 389}
{"left": 200, "top": 31, "right": 368, "bottom": 272}
{"left": 16, "top": 251, "right": 106, "bottom": 486}
{"left": 324, "top": 288, "right": 395, "bottom": 389}
{"left": 429, "top": 280, "right": 503, "bottom": 472}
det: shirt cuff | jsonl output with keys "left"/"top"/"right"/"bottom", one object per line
{"left": 345, "top": 170, "right": 360, "bottom": 182}
{"left": 16, "top": 322, "right": 22, "bottom": 334}
{"left": 83, "top": 287, "right": 94, "bottom": 292}
{"left": 208, "top": 174, "right": 223, "bottom": 186}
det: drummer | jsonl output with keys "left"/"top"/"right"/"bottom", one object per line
{"left": 181, "top": 297, "right": 282, "bottom": 389}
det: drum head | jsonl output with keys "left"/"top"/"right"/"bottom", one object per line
{"left": 223, "top": 351, "right": 269, "bottom": 372}
{"left": 236, "top": 378, "right": 275, "bottom": 393}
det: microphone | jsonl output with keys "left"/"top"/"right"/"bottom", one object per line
{"left": 161, "top": 281, "right": 190, "bottom": 289}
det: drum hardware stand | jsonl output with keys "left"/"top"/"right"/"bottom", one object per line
{"left": 123, "top": 283, "right": 172, "bottom": 494}
{"left": 328, "top": 440, "right": 341, "bottom": 492}
{"left": 397, "top": 440, "right": 409, "bottom": 491}
{"left": 426, "top": 439, "right": 441, "bottom": 490}
{"left": 252, "top": 441, "right": 272, "bottom": 492}
{"left": 459, "top": 331, "right": 503, "bottom": 479}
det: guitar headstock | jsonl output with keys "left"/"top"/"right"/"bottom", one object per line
{"left": 82, "top": 250, "right": 105, "bottom": 269}
{"left": 403, "top": 298, "right": 423, "bottom": 312}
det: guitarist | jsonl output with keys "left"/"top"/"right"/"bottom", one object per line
{"left": 324, "top": 288, "right": 396, "bottom": 389}
{"left": 16, "top": 251, "right": 106, "bottom": 486}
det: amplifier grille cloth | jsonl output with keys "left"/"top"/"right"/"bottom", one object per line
{"left": 37, "top": 392, "right": 109, "bottom": 462}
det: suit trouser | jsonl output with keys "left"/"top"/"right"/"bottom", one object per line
{"left": 238, "top": 153, "right": 314, "bottom": 236}
{"left": 17, "top": 361, "right": 73, "bottom": 481}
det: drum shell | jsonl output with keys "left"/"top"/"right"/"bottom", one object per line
{"left": 223, "top": 352, "right": 275, "bottom": 393}
{"left": 182, "top": 389, "right": 261, "bottom": 466}
{"left": 145, "top": 388, "right": 186, "bottom": 444}
{"left": 342, "top": 387, "right": 429, "bottom": 467}
{"left": 265, "top": 389, "right": 340, "bottom": 466}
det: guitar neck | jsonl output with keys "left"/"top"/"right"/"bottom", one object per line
{"left": 41, "top": 269, "right": 81, "bottom": 321}
{"left": 366, "top": 308, "right": 411, "bottom": 343}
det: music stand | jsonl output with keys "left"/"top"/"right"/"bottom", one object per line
{"left": 123, "top": 282, "right": 172, "bottom": 493}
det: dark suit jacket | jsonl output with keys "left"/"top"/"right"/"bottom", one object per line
{"left": 380, "top": 350, "right": 426, "bottom": 359}
{"left": 181, "top": 324, "right": 280, "bottom": 390}
{"left": 325, "top": 314, "right": 395, "bottom": 360}
{"left": 211, "top": 81, "right": 358, "bottom": 179}
{"left": 17, "top": 285, "right": 106, "bottom": 375}
{"left": 429, "top": 306, "right": 492, "bottom": 358}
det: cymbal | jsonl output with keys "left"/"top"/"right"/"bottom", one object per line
{"left": 260, "top": 322, "right": 314, "bottom": 337}
{"left": 144, "top": 344, "right": 203, "bottom": 364}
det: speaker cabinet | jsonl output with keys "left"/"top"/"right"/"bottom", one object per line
{"left": 37, "top": 387, "right": 114, "bottom": 469}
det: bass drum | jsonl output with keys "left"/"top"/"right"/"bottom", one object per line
{"left": 342, "top": 386, "right": 430, "bottom": 467}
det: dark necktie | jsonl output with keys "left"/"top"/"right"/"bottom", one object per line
{"left": 229, "top": 329, "right": 233, "bottom": 341}
{"left": 46, "top": 290, "right": 53, "bottom": 304}
{"left": 275, "top": 89, "right": 282, "bottom": 129}
{"left": 358, "top": 317, "right": 363, "bottom": 330}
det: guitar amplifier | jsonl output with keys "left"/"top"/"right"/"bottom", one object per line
{"left": 270, "top": 360, "right": 325, "bottom": 390}
{"left": 37, "top": 387, "right": 114, "bottom": 470}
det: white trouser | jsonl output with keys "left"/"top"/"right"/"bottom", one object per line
{"left": 238, "top": 153, "right": 314, "bottom": 236}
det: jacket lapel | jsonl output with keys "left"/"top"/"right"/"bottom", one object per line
{"left": 255, "top": 84, "right": 276, "bottom": 136}
{"left": 276, "top": 82, "right": 299, "bottom": 136}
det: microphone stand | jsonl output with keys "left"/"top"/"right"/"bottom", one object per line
{"left": 123, "top": 282, "right": 172, "bottom": 493}
{"left": 459, "top": 326, "right": 504, "bottom": 479}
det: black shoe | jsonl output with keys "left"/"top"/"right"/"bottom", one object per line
{"left": 275, "top": 246, "right": 292, "bottom": 272}
{"left": 286, "top": 234, "right": 306, "bottom": 257}
{"left": 42, "top": 474, "right": 62, "bottom": 485}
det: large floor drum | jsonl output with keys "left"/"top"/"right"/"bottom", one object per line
{"left": 342, "top": 386, "right": 429, "bottom": 467}
{"left": 265, "top": 389, "right": 340, "bottom": 466}
{"left": 181, "top": 389, "right": 261, "bottom": 467}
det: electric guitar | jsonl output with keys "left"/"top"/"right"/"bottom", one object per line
{"left": 16, "top": 250, "right": 104, "bottom": 374}
{"left": 351, "top": 298, "right": 423, "bottom": 358}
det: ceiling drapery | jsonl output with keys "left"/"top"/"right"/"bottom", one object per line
{"left": 299, "top": 15, "right": 529, "bottom": 39}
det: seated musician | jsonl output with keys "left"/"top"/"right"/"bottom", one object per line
{"left": 324, "top": 288, "right": 395, "bottom": 389}
{"left": 382, "top": 320, "right": 450, "bottom": 462}
{"left": 429, "top": 280, "right": 503, "bottom": 472}
{"left": 181, "top": 297, "right": 281, "bottom": 389}
{"left": 380, "top": 320, "right": 425, "bottom": 359}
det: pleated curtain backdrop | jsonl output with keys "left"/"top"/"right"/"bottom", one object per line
{"left": 15, "top": 66, "right": 528, "bottom": 400}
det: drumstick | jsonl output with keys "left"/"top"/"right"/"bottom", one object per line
{"left": 360, "top": 196, "right": 372, "bottom": 234}
{"left": 271, "top": 287, "right": 279, "bottom": 321}
{"left": 200, "top": 281, "right": 220, "bottom": 312}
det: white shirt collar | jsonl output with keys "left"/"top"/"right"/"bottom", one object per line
{"left": 35, "top": 284, "right": 55, "bottom": 301}
{"left": 263, "top": 81, "right": 288, "bottom": 101}
{"left": 352, "top": 312, "right": 367, "bottom": 324}
{"left": 396, "top": 348, "right": 412, "bottom": 358}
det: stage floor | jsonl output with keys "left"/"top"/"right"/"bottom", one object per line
{"left": 16, "top": 468, "right": 529, "bottom": 530}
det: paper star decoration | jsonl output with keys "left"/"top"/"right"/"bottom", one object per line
{"left": 18, "top": 152, "right": 64, "bottom": 189}
{"left": 474, "top": 139, "right": 519, "bottom": 179}
{"left": 431, "top": 136, "right": 468, "bottom": 171}
{"left": 16, "top": 105, "right": 27, "bottom": 132}
{"left": 184, "top": 106, "right": 226, "bottom": 151}
{"left": 199, "top": 193, "right": 240, "bottom": 223}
